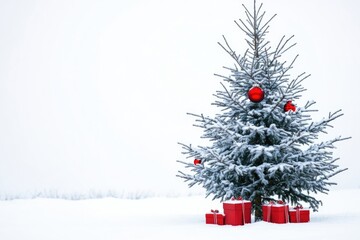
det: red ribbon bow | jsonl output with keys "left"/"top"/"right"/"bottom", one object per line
{"left": 211, "top": 209, "right": 219, "bottom": 224}
{"left": 231, "top": 196, "right": 243, "bottom": 201}
{"left": 294, "top": 204, "right": 303, "bottom": 210}
{"left": 267, "top": 200, "right": 286, "bottom": 205}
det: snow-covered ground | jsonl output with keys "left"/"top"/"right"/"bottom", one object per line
{"left": 0, "top": 188, "right": 359, "bottom": 240}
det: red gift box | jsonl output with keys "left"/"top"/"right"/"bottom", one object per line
{"left": 262, "top": 201, "right": 289, "bottom": 224}
{"left": 223, "top": 197, "right": 252, "bottom": 226}
{"left": 289, "top": 205, "right": 310, "bottom": 223}
{"left": 205, "top": 209, "right": 225, "bottom": 225}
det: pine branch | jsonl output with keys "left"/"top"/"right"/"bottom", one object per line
{"left": 256, "top": 9, "right": 266, "bottom": 28}
{"left": 218, "top": 36, "right": 239, "bottom": 62}
{"left": 218, "top": 36, "right": 254, "bottom": 79}
{"left": 277, "top": 35, "right": 296, "bottom": 55}
{"left": 280, "top": 54, "right": 299, "bottom": 81}
{"left": 258, "top": 13, "right": 277, "bottom": 34}
{"left": 256, "top": 2, "right": 263, "bottom": 17}
{"left": 242, "top": 3, "right": 254, "bottom": 20}
{"left": 320, "top": 167, "right": 348, "bottom": 180}
{"left": 235, "top": 19, "right": 253, "bottom": 37}
{"left": 274, "top": 35, "right": 286, "bottom": 57}
{"left": 281, "top": 42, "right": 297, "bottom": 55}
{"left": 214, "top": 73, "right": 235, "bottom": 83}
{"left": 214, "top": 82, "right": 248, "bottom": 113}
{"left": 306, "top": 110, "right": 345, "bottom": 134}
{"left": 257, "top": 39, "right": 270, "bottom": 53}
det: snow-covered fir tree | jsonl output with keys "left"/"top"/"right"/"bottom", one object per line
{"left": 177, "top": 0, "right": 349, "bottom": 221}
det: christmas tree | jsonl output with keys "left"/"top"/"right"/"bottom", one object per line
{"left": 177, "top": 0, "right": 349, "bottom": 221}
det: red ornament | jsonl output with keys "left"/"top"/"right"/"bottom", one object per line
{"left": 247, "top": 86, "right": 264, "bottom": 103}
{"left": 284, "top": 101, "right": 296, "bottom": 112}
{"left": 194, "top": 159, "right": 201, "bottom": 165}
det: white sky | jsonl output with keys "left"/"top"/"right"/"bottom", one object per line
{"left": 0, "top": 0, "right": 359, "bottom": 197}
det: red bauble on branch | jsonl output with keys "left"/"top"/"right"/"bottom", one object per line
{"left": 284, "top": 100, "right": 296, "bottom": 112}
{"left": 247, "top": 86, "right": 264, "bottom": 103}
{"left": 194, "top": 159, "right": 201, "bottom": 165}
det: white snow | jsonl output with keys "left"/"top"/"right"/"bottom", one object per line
{"left": 223, "top": 199, "right": 251, "bottom": 204}
{"left": 0, "top": 188, "right": 359, "bottom": 240}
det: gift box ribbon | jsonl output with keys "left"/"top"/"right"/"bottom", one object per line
{"left": 278, "top": 200, "right": 289, "bottom": 223}
{"left": 285, "top": 202, "right": 289, "bottom": 223}
{"left": 231, "top": 196, "right": 246, "bottom": 225}
{"left": 211, "top": 209, "right": 219, "bottom": 224}
{"left": 294, "top": 205, "right": 303, "bottom": 223}
{"left": 266, "top": 201, "right": 275, "bottom": 222}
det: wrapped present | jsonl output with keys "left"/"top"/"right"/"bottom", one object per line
{"left": 205, "top": 209, "right": 225, "bottom": 225}
{"left": 262, "top": 200, "right": 289, "bottom": 224}
{"left": 223, "top": 197, "right": 252, "bottom": 226}
{"left": 289, "top": 205, "right": 310, "bottom": 223}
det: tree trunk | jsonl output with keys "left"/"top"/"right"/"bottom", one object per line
{"left": 253, "top": 194, "right": 262, "bottom": 222}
